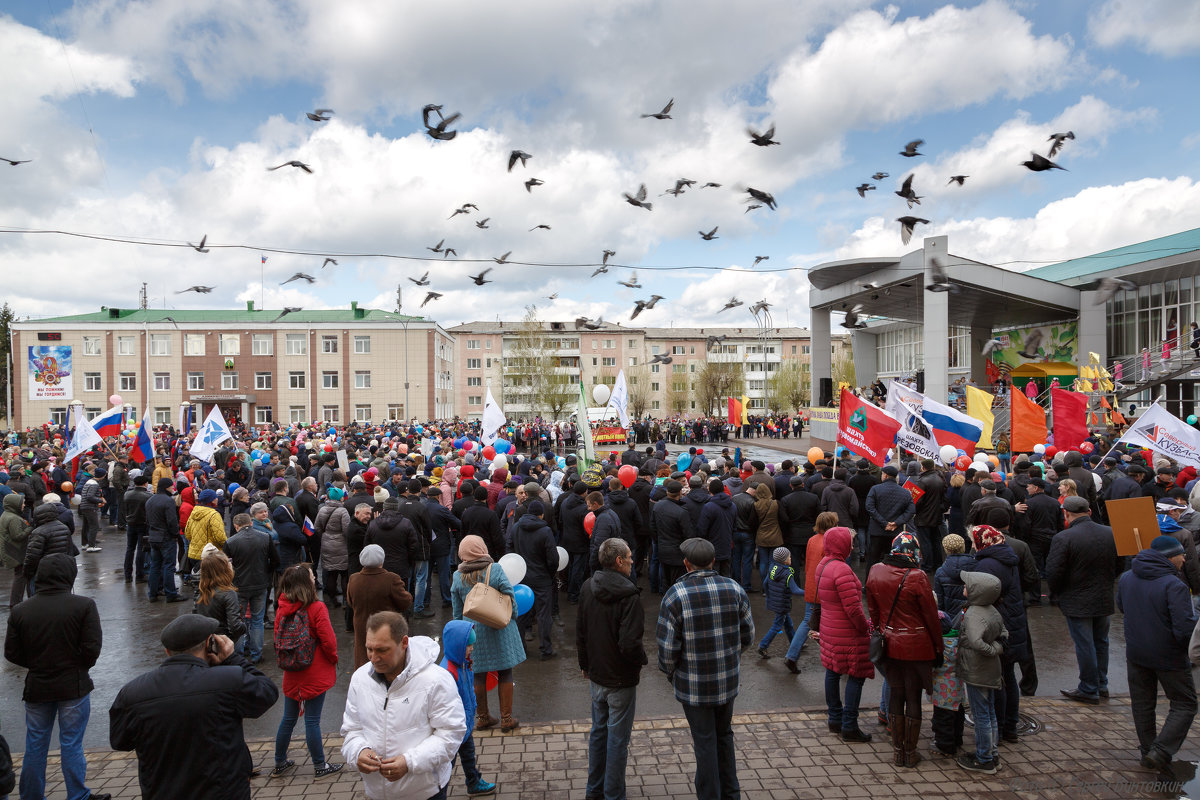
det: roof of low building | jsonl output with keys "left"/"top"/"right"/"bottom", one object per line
{"left": 1024, "top": 226, "right": 1200, "bottom": 283}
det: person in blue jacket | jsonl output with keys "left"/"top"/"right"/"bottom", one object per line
{"left": 440, "top": 620, "right": 498, "bottom": 797}
{"left": 757, "top": 547, "right": 804, "bottom": 657}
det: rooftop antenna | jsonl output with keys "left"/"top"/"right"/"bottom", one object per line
{"left": 139, "top": 282, "right": 148, "bottom": 310}
{"left": 396, "top": 284, "right": 403, "bottom": 313}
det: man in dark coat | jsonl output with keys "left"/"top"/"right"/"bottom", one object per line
{"left": 914, "top": 459, "right": 948, "bottom": 561}
{"left": 627, "top": 471, "right": 654, "bottom": 587}
{"left": 461, "top": 486, "right": 505, "bottom": 562}
{"left": 144, "top": 478, "right": 184, "bottom": 602}
{"left": 1018, "top": 478, "right": 1063, "bottom": 602}
{"left": 122, "top": 474, "right": 152, "bottom": 583}
{"left": 1046, "top": 495, "right": 1121, "bottom": 704}
{"left": 294, "top": 476, "right": 321, "bottom": 565}
{"left": 1105, "top": 465, "right": 1146, "bottom": 502}
{"left": 421, "top": 487, "right": 459, "bottom": 609}
{"left": 223, "top": 512, "right": 279, "bottom": 664}
{"left": 5, "top": 554, "right": 108, "bottom": 800}
{"left": 864, "top": 466, "right": 915, "bottom": 571}
{"left": 109, "top": 615, "right": 279, "bottom": 800}
{"left": 848, "top": 461, "right": 878, "bottom": 561}
{"left": 649, "top": 481, "right": 694, "bottom": 587}
{"left": 681, "top": 476, "right": 711, "bottom": 532}
{"left": 606, "top": 479, "right": 646, "bottom": 583}
{"left": 366, "top": 497, "right": 419, "bottom": 591}
{"left": 819, "top": 469, "right": 859, "bottom": 530}
{"left": 780, "top": 476, "right": 819, "bottom": 568}
{"left": 23, "top": 498, "right": 78, "bottom": 585}
{"left": 698, "top": 479, "right": 736, "bottom": 577}
{"left": 773, "top": 461, "right": 797, "bottom": 501}
{"left": 587, "top": 492, "right": 624, "bottom": 575}
{"left": 1063, "top": 451, "right": 1099, "bottom": 515}
{"left": 559, "top": 482, "right": 591, "bottom": 601}
{"left": 512, "top": 501, "right": 560, "bottom": 659}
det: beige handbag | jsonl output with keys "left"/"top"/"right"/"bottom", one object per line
{"left": 462, "top": 564, "right": 513, "bottom": 630}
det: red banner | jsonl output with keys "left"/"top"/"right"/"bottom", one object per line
{"left": 836, "top": 388, "right": 901, "bottom": 467}
{"left": 902, "top": 479, "right": 925, "bottom": 504}
{"left": 593, "top": 426, "right": 627, "bottom": 445}
{"left": 727, "top": 397, "right": 743, "bottom": 426}
{"left": 1050, "top": 388, "right": 1089, "bottom": 450}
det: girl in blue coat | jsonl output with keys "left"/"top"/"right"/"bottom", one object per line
{"left": 440, "top": 620, "right": 498, "bottom": 797}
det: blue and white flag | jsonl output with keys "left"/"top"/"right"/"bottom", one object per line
{"left": 189, "top": 406, "right": 233, "bottom": 463}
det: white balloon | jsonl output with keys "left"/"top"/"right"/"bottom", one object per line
{"left": 1033, "top": 443, "right": 1046, "bottom": 454}
{"left": 592, "top": 383, "right": 611, "bottom": 406}
{"left": 557, "top": 546, "right": 569, "bottom": 572}
{"left": 492, "top": 456, "right": 508, "bottom": 472}
{"left": 974, "top": 452, "right": 989, "bottom": 463}
{"left": 498, "top": 553, "right": 527, "bottom": 586}
{"left": 939, "top": 444, "right": 957, "bottom": 464}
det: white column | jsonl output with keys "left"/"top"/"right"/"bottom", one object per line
{"left": 922, "top": 236, "right": 950, "bottom": 402}
{"left": 1078, "top": 290, "right": 1106, "bottom": 367}
{"left": 810, "top": 306, "right": 832, "bottom": 403}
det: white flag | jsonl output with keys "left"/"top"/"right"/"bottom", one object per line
{"left": 577, "top": 381, "right": 596, "bottom": 463}
{"left": 885, "top": 379, "right": 942, "bottom": 462}
{"left": 481, "top": 387, "right": 506, "bottom": 446}
{"left": 189, "top": 406, "right": 233, "bottom": 463}
{"left": 1115, "top": 402, "right": 1200, "bottom": 470}
{"left": 65, "top": 415, "right": 102, "bottom": 462}
{"left": 606, "top": 370, "right": 631, "bottom": 428}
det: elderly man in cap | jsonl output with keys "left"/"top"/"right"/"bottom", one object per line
{"left": 657, "top": 538, "right": 754, "bottom": 800}
{"left": 110, "top": 614, "right": 279, "bottom": 799}
{"left": 863, "top": 465, "right": 915, "bottom": 571}
{"left": 1046, "top": 495, "right": 1121, "bottom": 704}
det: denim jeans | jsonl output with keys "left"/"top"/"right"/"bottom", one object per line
{"left": 1065, "top": 615, "right": 1110, "bottom": 696}
{"left": 239, "top": 588, "right": 269, "bottom": 661}
{"left": 568, "top": 551, "right": 590, "bottom": 601}
{"left": 426, "top": 553, "right": 452, "bottom": 606}
{"left": 878, "top": 675, "right": 891, "bottom": 718}
{"left": 106, "top": 487, "right": 121, "bottom": 525}
{"left": 731, "top": 531, "right": 755, "bottom": 589}
{"left": 758, "top": 611, "right": 795, "bottom": 651}
{"left": 275, "top": 691, "right": 327, "bottom": 767}
{"left": 785, "top": 602, "right": 815, "bottom": 661}
{"left": 22, "top": 695, "right": 93, "bottom": 800}
{"left": 411, "top": 561, "right": 430, "bottom": 613}
{"left": 756, "top": 546, "right": 775, "bottom": 592}
{"left": 681, "top": 701, "right": 738, "bottom": 800}
{"left": 965, "top": 684, "right": 998, "bottom": 765}
{"left": 587, "top": 683, "right": 637, "bottom": 800}
{"left": 79, "top": 508, "right": 101, "bottom": 548}
{"left": 147, "top": 537, "right": 179, "bottom": 599}
{"left": 648, "top": 537, "right": 662, "bottom": 593}
{"left": 1127, "top": 661, "right": 1198, "bottom": 760}
{"left": 455, "top": 734, "right": 483, "bottom": 787}
{"left": 824, "top": 669, "right": 865, "bottom": 731}
{"left": 124, "top": 524, "right": 147, "bottom": 580}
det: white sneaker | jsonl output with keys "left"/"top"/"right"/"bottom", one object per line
{"left": 89, "top": 546, "right": 102, "bottom": 552}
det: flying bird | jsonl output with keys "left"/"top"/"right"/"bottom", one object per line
{"left": 926, "top": 257, "right": 960, "bottom": 294}
{"left": 744, "top": 204, "right": 761, "bottom": 213}
{"left": 421, "top": 104, "right": 444, "bottom": 127}
{"left": 617, "top": 271, "right": 641, "bottom": 289}
{"left": 641, "top": 98, "right": 674, "bottom": 119}
{"left": 525, "top": 178, "right": 544, "bottom": 192}
{"left": 981, "top": 338, "right": 1003, "bottom": 357}
{"left": 895, "top": 174, "right": 922, "bottom": 208}
{"left": 0, "top": 157, "right": 31, "bottom": 166}
{"left": 161, "top": 315, "right": 180, "bottom": 330}
{"left": 176, "top": 286, "right": 214, "bottom": 294}
{"left": 706, "top": 335, "right": 729, "bottom": 350}
{"left": 649, "top": 354, "right": 673, "bottom": 365}
{"left": 699, "top": 226, "right": 719, "bottom": 240}
{"left": 745, "top": 187, "right": 776, "bottom": 209}
{"left": 897, "top": 216, "right": 930, "bottom": 245}
{"left": 602, "top": 249, "right": 616, "bottom": 266}
{"left": 701, "top": 182, "right": 722, "bottom": 188}
{"left": 409, "top": 271, "right": 430, "bottom": 286}
{"left": 750, "top": 299, "right": 772, "bottom": 315}
{"left": 1022, "top": 152, "right": 1066, "bottom": 172}
{"left": 267, "top": 161, "right": 313, "bottom": 173}
{"left": 591, "top": 265, "right": 609, "bottom": 277}
{"left": 719, "top": 297, "right": 743, "bottom": 312}
{"left": 427, "top": 239, "right": 445, "bottom": 254}
{"left": 747, "top": 124, "right": 779, "bottom": 146}
{"left": 508, "top": 150, "right": 532, "bottom": 171}
{"left": 752, "top": 256, "right": 769, "bottom": 267}
{"left": 664, "top": 184, "right": 687, "bottom": 197}
{"left": 469, "top": 268, "right": 493, "bottom": 286}
{"left": 321, "top": 258, "right": 337, "bottom": 268}
{"left": 1017, "top": 329, "right": 1045, "bottom": 360}
{"left": 899, "top": 139, "right": 924, "bottom": 157}
{"left": 1047, "top": 131, "right": 1075, "bottom": 158}
{"left": 547, "top": 293, "right": 558, "bottom": 301}
{"left": 272, "top": 307, "right": 302, "bottom": 323}
{"left": 842, "top": 305, "right": 868, "bottom": 329}
{"left": 871, "top": 172, "right": 889, "bottom": 181}
{"left": 425, "top": 111, "right": 461, "bottom": 141}
{"left": 529, "top": 224, "right": 551, "bottom": 231}
{"left": 460, "top": 203, "right": 479, "bottom": 211}
{"left": 475, "top": 218, "right": 490, "bottom": 229}
{"left": 281, "top": 272, "right": 316, "bottom": 285}
{"left": 623, "top": 184, "right": 653, "bottom": 210}
{"left": 856, "top": 183, "right": 875, "bottom": 198}
{"left": 448, "top": 207, "right": 470, "bottom": 219}
{"left": 442, "top": 248, "right": 456, "bottom": 258}
{"left": 421, "top": 291, "right": 443, "bottom": 308}
{"left": 574, "top": 316, "right": 604, "bottom": 330}
{"left": 631, "top": 295, "right": 665, "bottom": 319}
{"left": 675, "top": 178, "right": 697, "bottom": 190}
{"left": 947, "top": 175, "right": 968, "bottom": 186}
{"left": 188, "top": 235, "right": 210, "bottom": 253}
{"left": 493, "top": 251, "right": 512, "bottom": 264}
{"left": 1094, "top": 277, "right": 1137, "bottom": 305}
{"left": 306, "top": 108, "right": 333, "bottom": 121}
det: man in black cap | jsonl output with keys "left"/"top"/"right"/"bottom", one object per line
{"left": 110, "top": 614, "right": 279, "bottom": 799}
{"left": 650, "top": 481, "right": 694, "bottom": 588}
{"left": 144, "top": 478, "right": 184, "bottom": 602}
{"left": 863, "top": 465, "right": 915, "bottom": 571}
{"left": 1018, "top": 479, "right": 1063, "bottom": 603}
{"left": 512, "top": 500, "right": 560, "bottom": 659}
{"left": 122, "top": 473, "right": 152, "bottom": 584}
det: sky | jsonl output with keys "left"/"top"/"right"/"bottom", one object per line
{"left": 2, "top": 0, "right": 1199, "bottom": 331}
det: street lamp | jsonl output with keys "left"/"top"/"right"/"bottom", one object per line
{"left": 750, "top": 303, "right": 775, "bottom": 415}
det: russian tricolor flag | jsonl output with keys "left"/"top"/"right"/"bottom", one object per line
{"left": 920, "top": 397, "right": 986, "bottom": 457}
{"left": 130, "top": 411, "right": 155, "bottom": 464}
{"left": 91, "top": 406, "right": 126, "bottom": 438}
{"left": 302, "top": 517, "right": 315, "bottom": 537}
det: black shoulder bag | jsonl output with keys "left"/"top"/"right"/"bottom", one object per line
{"left": 869, "top": 568, "right": 910, "bottom": 667}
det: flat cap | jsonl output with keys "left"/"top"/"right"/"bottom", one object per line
{"left": 1062, "top": 495, "right": 1090, "bottom": 513}
{"left": 664, "top": 479, "right": 683, "bottom": 494}
{"left": 882, "top": 465, "right": 899, "bottom": 477}
{"left": 161, "top": 614, "right": 219, "bottom": 652}
{"left": 679, "top": 537, "right": 715, "bottom": 567}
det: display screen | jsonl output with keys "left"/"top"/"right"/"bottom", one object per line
{"left": 37, "top": 332, "right": 62, "bottom": 341}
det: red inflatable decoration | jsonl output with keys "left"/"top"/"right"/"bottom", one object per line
{"left": 584, "top": 512, "right": 596, "bottom": 536}
{"left": 618, "top": 464, "right": 637, "bottom": 488}
{"left": 955, "top": 455, "right": 972, "bottom": 471}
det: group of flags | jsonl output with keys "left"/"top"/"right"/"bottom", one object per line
{"left": 63, "top": 402, "right": 235, "bottom": 475}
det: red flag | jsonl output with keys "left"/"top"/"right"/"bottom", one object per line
{"left": 1010, "top": 384, "right": 1047, "bottom": 453}
{"left": 836, "top": 388, "right": 901, "bottom": 467}
{"left": 1050, "top": 388, "right": 1089, "bottom": 449}
{"left": 902, "top": 479, "right": 925, "bottom": 504}
{"left": 727, "top": 397, "right": 743, "bottom": 426}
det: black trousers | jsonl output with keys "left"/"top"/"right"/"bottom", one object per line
{"left": 931, "top": 705, "right": 965, "bottom": 753}
{"left": 661, "top": 563, "right": 685, "bottom": 588}
{"left": 865, "top": 535, "right": 891, "bottom": 573}
{"left": 682, "top": 701, "right": 739, "bottom": 800}
{"left": 1128, "top": 661, "right": 1197, "bottom": 759}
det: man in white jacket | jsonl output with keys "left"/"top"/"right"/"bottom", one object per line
{"left": 341, "top": 611, "right": 467, "bottom": 799}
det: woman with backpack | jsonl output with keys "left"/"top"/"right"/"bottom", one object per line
{"left": 193, "top": 552, "right": 247, "bottom": 643}
{"left": 271, "top": 563, "right": 343, "bottom": 780}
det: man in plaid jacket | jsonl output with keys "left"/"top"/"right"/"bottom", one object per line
{"left": 657, "top": 537, "right": 754, "bottom": 800}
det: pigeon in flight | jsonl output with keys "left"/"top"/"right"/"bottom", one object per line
{"left": 176, "top": 285, "right": 215, "bottom": 294}
{"left": 425, "top": 111, "right": 461, "bottom": 141}
{"left": 306, "top": 108, "right": 333, "bottom": 121}
{"left": 641, "top": 98, "right": 674, "bottom": 120}
{"left": 1022, "top": 152, "right": 1066, "bottom": 172}
{"left": 947, "top": 175, "right": 968, "bottom": 186}
{"left": 719, "top": 297, "right": 743, "bottom": 312}
{"left": 747, "top": 124, "right": 779, "bottom": 146}
{"left": 591, "top": 265, "right": 609, "bottom": 278}
{"left": 427, "top": 239, "right": 445, "bottom": 254}
{"left": 664, "top": 185, "right": 686, "bottom": 197}
{"left": 744, "top": 204, "right": 761, "bottom": 213}
{"left": 189, "top": 235, "right": 210, "bottom": 253}
{"left": 460, "top": 203, "right": 479, "bottom": 211}
{"left": 856, "top": 183, "right": 876, "bottom": 198}
{"left": 895, "top": 174, "right": 922, "bottom": 208}
{"left": 547, "top": 293, "right": 558, "bottom": 301}
{"left": 649, "top": 353, "right": 673, "bottom": 365}
{"left": 529, "top": 224, "right": 551, "bottom": 231}
{"left": 469, "top": 268, "right": 493, "bottom": 286}
{"left": 281, "top": 273, "right": 316, "bottom": 285}
{"left": 899, "top": 139, "right": 924, "bottom": 157}
{"left": 925, "top": 257, "right": 960, "bottom": 294}
{"left": 871, "top": 172, "right": 889, "bottom": 181}
{"left": 676, "top": 178, "right": 697, "bottom": 190}
{"left": 701, "top": 182, "right": 722, "bottom": 188}
{"left": 575, "top": 316, "right": 604, "bottom": 330}
{"left": 272, "top": 307, "right": 302, "bottom": 323}
{"left": 1017, "top": 329, "right": 1045, "bottom": 360}
{"left": 321, "top": 257, "right": 337, "bottom": 268}
{"left": 267, "top": 161, "right": 313, "bottom": 173}
{"left": 1047, "top": 131, "right": 1075, "bottom": 158}
{"left": 981, "top": 338, "right": 1003, "bottom": 357}
{"left": 841, "top": 305, "right": 868, "bottom": 329}
{"left": 421, "top": 291, "right": 443, "bottom": 308}
{"left": 409, "top": 271, "right": 430, "bottom": 286}
{"left": 699, "top": 226, "right": 719, "bottom": 241}
{"left": 623, "top": 184, "right": 653, "bottom": 210}
{"left": 0, "top": 157, "right": 31, "bottom": 166}
{"left": 706, "top": 334, "right": 729, "bottom": 350}
{"left": 442, "top": 248, "right": 456, "bottom": 258}
{"left": 525, "top": 178, "right": 544, "bottom": 193}
{"left": 161, "top": 315, "right": 180, "bottom": 330}
{"left": 602, "top": 249, "right": 616, "bottom": 266}
{"left": 752, "top": 256, "right": 769, "bottom": 267}
{"left": 745, "top": 187, "right": 776, "bottom": 209}
{"left": 897, "top": 216, "right": 930, "bottom": 245}
{"left": 475, "top": 218, "right": 490, "bottom": 229}
{"left": 750, "top": 299, "right": 772, "bottom": 315}
{"left": 448, "top": 208, "right": 470, "bottom": 219}
{"left": 631, "top": 295, "right": 665, "bottom": 319}
{"left": 617, "top": 271, "right": 641, "bottom": 289}
{"left": 421, "top": 104, "right": 444, "bottom": 127}
{"left": 508, "top": 150, "right": 532, "bottom": 171}
{"left": 1094, "top": 277, "right": 1137, "bottom": 305}
{"left": 493, "top": 252, "right": 512, "bottom": 264}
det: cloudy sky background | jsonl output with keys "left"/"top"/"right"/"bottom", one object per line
{"left": 2, "top": 0, "right": 1199, "bottom": 329}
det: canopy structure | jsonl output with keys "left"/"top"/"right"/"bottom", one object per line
{"left": 1009, "top": 362, "right": 1079, "bottom": 379}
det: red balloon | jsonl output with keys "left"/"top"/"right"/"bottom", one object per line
{"left": 955, "top": 455, "right": 972, "bottom": 471}
{"left": 1044, "top": 446, "right": 1058, "bottom": 459}
{"left": 323, "top": 444, "right": 334, "bottom": 452}
{"left": 463, "top": 441, "right": 474, "bottom": 452}
{"left": 584, "top": 512, "right": 596, "bottom": 537}
{"left": 1068, "top": 445, "right": 1080, "bottom": 452}
{"left": 618, "top": 464, "right": 637, "bottom": 488}
{"left": 1079, "top": 441, "right": 1094, "bottom": 454}
{"left": 482, "top": 446, "right": 496, "bottom": 461}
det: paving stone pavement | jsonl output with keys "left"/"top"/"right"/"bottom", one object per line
{"left": 12, "top": 696, "right": 1198, "bottom": 799}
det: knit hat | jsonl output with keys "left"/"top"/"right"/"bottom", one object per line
{"left": 1151, "top": 535, "right": 1185, "bottom": 558}
{"left": 359, "top": 544, "right": 385, "bottom": 568}
{"left": 382, "top": 497, "right": 400, "bottom": 511}
{"left": 197, "top": 489, "right": 218, "bottom": 504}
{"left": 772, "top": 547, "right": 790, "bottom": 564}
{"left": 969, "top": 524, "right": 1006, "bottom": 551}
{"left": 942, "top": 533, "right": 966, "bottom": 555}
{"left": 458, "top": 534, "right": 490, "bottom": 562}
{"left": 373, "top": 486, "right": 390, "bottom": 505}
{"left": 327, "top": 486, "right": 345, "bottom": 501}
{"left": 42, "top": 493, "right": 61, "bottom": 504}
{"left": 889, "top": 532, "right": 921, "bottom": 566}
{"left": 527, "top": 500, "right": 545, "bottom": 516}
{"left": 200, "top": 542, "right": 220, "bottom": 560}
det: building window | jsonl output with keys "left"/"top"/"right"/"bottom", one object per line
{"left": 322, "top": 371, "right": 339, "bottom": 389}
{"left": 604, "top": 339, "right": 614, "bottom": 349}
{"left": 153, "top": 373, "right": 170, "bottom": 391}
{"left": 354, "top": 335, "right": 371, "bottom": 354}
{"left": 651, "top": 364, "right": 660, "bottom": 373}
{"left": 154, "top": 407, "right": 171, "bottom": 425}
{"left": 289, "top": 371, "right": 306, "bottom": 389}
{"left": 117, "top": 336, "right": 135, "bottom": 356}
{"left": 256, "top": 406, "right": 273, "bottom": 424}
{"left": 387, "top": 404, "right": 404, "bottom": 420}
{"left": 651, "top": 400, "right": 660, "bottom": 411}
{"left": 602, "top": 357, "right": 616, "bottom": 366}
{"left": 802, "top": 344, "right": 810, "bottom": 354}
{"left": 791, "top": 345, "right": 797, "bottom": 355}
{"left": 289, "top": 406, "right": 306, "bottom": 424}
{"left": 48, "top": 407, "right": 67, "bottom": 425}
{"left": 627, "top": 338, "right": 636, "bottom": 348}
{"left": 222, "top": 372, "right": 238, "bottom": 390}
{"left": 467, "top": 358, "right": 481, "bottom": 369}
{"left": 672, "top": 346, "right": 685, "bottom": 355}
{"left": 322, "top": 405, "right": 340, "bottom": 423}
{"left": 119, "top": 373, "right": 136, "bottom": 392}
{"left": 651, "top": 382, "right": 660, "bottom": 392}
{"left": 250, "top": 334, "right": 272, "bottom": 355}
{"left": 354, "top": 371, "right": 371, "bottom": 389}
{"left": 355, "top": 404, "right": 371, "bottom": 422}
{"left": 283, "top": 334, "right": 306, "bottom": 356}
{"left": 468, "top": 396, "right": 482, "bottom": 406}
{"left": 184, "top": 334, "right": 205, "bottom": 356}
{"left": 485, "top": 340, "right": 492, "bottom": 349}
{"left": 149, "top": 334, "right": 171, "bottom": 356}
{"left": 82, "top": 336, "right": 101, "bottom": 356}
{"left": 187, "top": 372, "right": 204, "bottom": 390}
{"left": 467, "top": 377, "right": 482, "bottom": 387}
{"left": 255, "top": 372, "right": 272, "bottom": 390}
{"left": 628, "top": 357, "right": 638, "bottom": 366}
{"left": 591, "top": 357, "right": 598, "bottom": 366}
{"left": 217, "top": 333, "right": 239, "bottom": 355}
{"left": 672, "top": 364, "right": 686, "bottom": 373}
{"left": 690, "top": 346, "right": 696, "bottom": 355}
{"left": 321, "top": 335, "right": 338, "bottom": 353}
{"left": 84, "top": 372, "right": 101, "bottom": 392}
{"left": 466, "top": 339, "right": 480, "bottom": 350}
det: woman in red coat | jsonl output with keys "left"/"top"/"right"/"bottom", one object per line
{"left": 815, "top": 526, "right": 874, "bottom": 743}
{"left": 271, "top": 564, "right": 344, "bottom": 779}
{"left": 866, "top": 532, "right": 942, "bottom": 768}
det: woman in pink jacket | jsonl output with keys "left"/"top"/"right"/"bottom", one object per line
{"left": 816, "top": 526, "right": 875, "bottom": 744}
{"left": 440, "top": 465, "right": 459, "bottom": 509}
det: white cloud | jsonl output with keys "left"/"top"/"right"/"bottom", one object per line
{"left": 1089, "top": 0, "right": 1200, "bottom": 56}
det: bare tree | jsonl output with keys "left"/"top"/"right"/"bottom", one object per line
{"left": 768, "top": 360, "right": 810, "bottom": 414}
{"left": 833, "top": 350, "right": 856, "bottom": 390}
{"left": 505, "top": 306, "right": 559, "bottom": 419}
{"left": 626, "top": 365, "right": 651, "bottom": 420}
{"left": 696, "top": 361, "right": 746, "bottom": 415}
{"left": 664, "top": 378, "right": 688, "bottom": 415}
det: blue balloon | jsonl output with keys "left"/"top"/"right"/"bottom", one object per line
{"left": 494, "top": 439, "right": 510, "bottom": 454}
{"left": 228, "top": 483, "right": 241, "bottom": 495}
{"left": 513, "top": 584, "right": 534, "bottom": 616}
{"left": 261, "top": 454, "right": 271, "bottom": 464}
{"left": 556, "top": 457, "right": 566, "bottom": 469}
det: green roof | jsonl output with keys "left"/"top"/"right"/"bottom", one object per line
{"left": 33, "top": 307, "right": 428, "bottom": 324}
{"left": 1026, "top": 226, "right": 1200, "bottom": 283}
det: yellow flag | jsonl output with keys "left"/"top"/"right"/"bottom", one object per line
{"left": 741, "top": 395, "right": 750, "bottom": 425}
{"left": 965, "top": 385, "right": 995, "bottom": 448}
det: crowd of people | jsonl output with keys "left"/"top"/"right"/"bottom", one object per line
{"left": 1, "top": 416, "right": 1200, "bottom": 797}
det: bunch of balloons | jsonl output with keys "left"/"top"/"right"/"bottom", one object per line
{"left": 496, "top": 545, "right": 569, "bottom": 617}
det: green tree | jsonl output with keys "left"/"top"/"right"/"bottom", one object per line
{"left": 769, "top": 360, "right": 810, "bottom": 413}
{"left": 664, "top": 379, "right": 688, "bottom": 415}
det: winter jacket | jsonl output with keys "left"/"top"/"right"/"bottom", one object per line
{"left": 512, "top": 514, "right": 559, "bottom": 588}
{"left": 184, "top": 505, "right": 227, "bottom": 560}
{"left": 397, "top": 496, "right": 433, "bottom": 561}
{"left": 865, "top": 480, "right": 915, "bottom": 539}
{"left": 627, "top": 479, "right": 653, "bottom": 534}
{"left": 682, "top": 488, "right": 711, "bottom": 531}
{"left": 753, "top": 494, "right": 787, "bottom": 548}
{"left": 815, "top": 527, "right": 873, "bottom": 679}
{"left": 866, "top": 559, "right": 941, "bottom": 661}
{"left": 439, "top": 620, "right": 478, "bottom": 744}
{"left": 439, "top": 466, "right": 459, "bottom": 510}
{"left": 77, "top": 479, "right": 104, "bottom": 512}
{"left": 422, "top": 497, "right": 459, "bottom": 559}
{"left": 275, "top": 596, "right": 338, "bottom": 702}
{"left": 194, "top": 588, "right": 247, "bottom": 641}
{"left": 4, "top": 554, "right": 101, "bottom": 702}
{"left": 145, "top": 489, "right": 180, "bottom": 544}
{"left": 956, "top": 571, "right": 1006, "bottom": 689}
{"left": 973, "top": 543, "right": 1030, "bottom": 663}
{"left": 577, "top": 568, "right": 646, "bottom": 689}
{"left": 914, "top": 470, "right": 948, "bottom": 527}
{"left": 347, "top": 567, "right": 413, "bottom": 669}
{"left": 780, "top": 489, "right": 819, "bottom": 549}
{"left": 804, "top": 533, "right": 825, "bottom": 605}
{"left": 589, "top": 506, "right": 625, "bottom": 574}
{"left": 559, "top": 493, "right": 590, "bottom": 554}
{"left": 485, "top": 471, "right": 508, "bottom": 509}
{"left": 698, "top": 492, "right": 736, "bottom": 561}
{"left": 764, "top": 561, "right": 804, "bottom": 613}
{"left": 0, "top": 493, "right": 30, "bottom": 568}
{"left": 460, "top": 501, "right": 505, "bottom": 561}
{"left": 743, "top": 471, "right": 774, "bottom": 498}
{"left": 1117, "top": 549, "right": 1197, "bottom": 672}
{"left": 933, "top": 553, "right": 978, "bottom": 617}
{"left": 451, "top": 565, "right": 525, "bottom": 672}
{"left": 650, "top": 498, "right": 693, "bottom": 568}
{"left": 340, "top": 636, "right": 466, "bottom": 800}
{"left": 819, "top": 480, "right": 859, "bottom": 529}
{"left": 123, "top": 486, "right": 151, "bottom": 529}
{"left": 178, "top": 487, "right": 196, "bottom": 531}
{"left": 223, "top": 526, "right": 280, "bottom": 593}
{"left": 730, "top": 489, "right": 759, "bottom": 534}
{"left": 1045, "top": 517, "right": 1120, "bottom": 617}
{"left": 1006, "top": 535, "right": 1041, "bottom": 597}
{"left": 23, "top": 503, "right": 77, "bottom": 575}
{"left": 848, "top": 470, "right": 878, "bottom": 530}
{"left": 267, "top": 504, "right": 305, "bottom": 568}
{"left": 316, "top": 499, "right": 352, "bottom": 572}
{"left": 366, "top": 509, "right": 419, "bottom": 580}
{"left": 606, "top": 489, "right": 644, "bottom": 545}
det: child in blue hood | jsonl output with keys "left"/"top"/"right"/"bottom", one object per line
{"left": 440, "top": 620, "right": 498, "bottom": 797}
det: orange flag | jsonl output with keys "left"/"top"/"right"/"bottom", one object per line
{"left": 1100, "top": 396, "right": 1112, "bottom": 410}
{"left": 1011, "top": 383, "right": 1048, "bottom": 453}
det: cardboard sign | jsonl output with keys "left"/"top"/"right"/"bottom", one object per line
{"left": 336, "top": 449, "right": 350, "bottom": 474}
{"left": 1104, "top": 496, "right": 1160, "bottom": 557}
{"left": 902, "top": 479, "right": 925, "bottom": 504}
